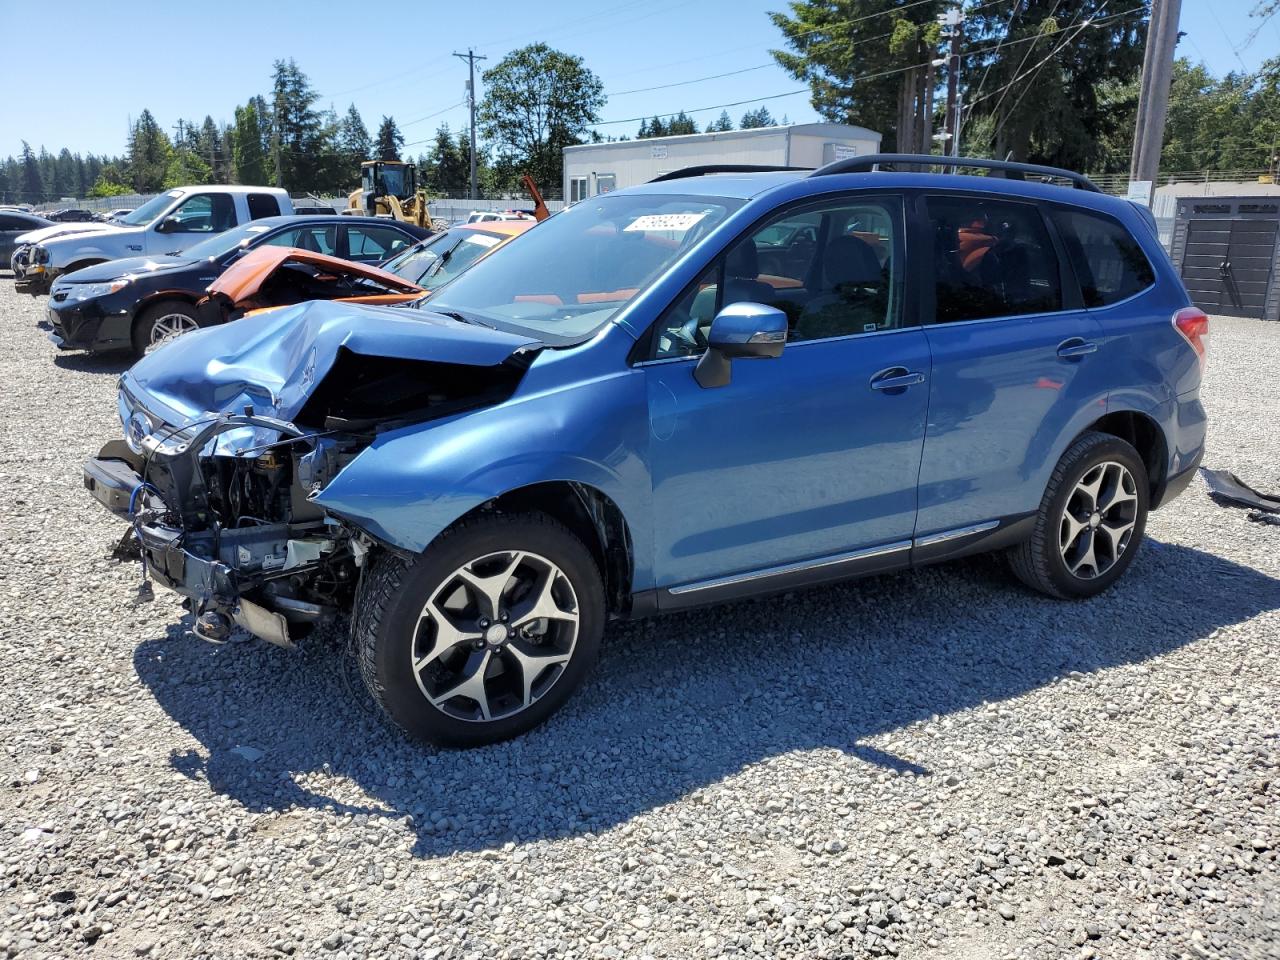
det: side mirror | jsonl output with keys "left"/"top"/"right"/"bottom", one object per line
{"left": 154, "top": 216, "right": 179, "bottom": 234}
{"left": 694, "top": 301, "right": 787, "bottom": 389}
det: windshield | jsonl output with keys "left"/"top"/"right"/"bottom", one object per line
{"left": 427, "top": 193, "right": 743, "bottom": 341}
{"left": 121, "top": 190, "right": 182, "bottom": 227}
{"left": 180, "top": 222, "right": 276, "bottom": 260}
{"left": 383, "top": 228, "right": 509, "bottom": 290}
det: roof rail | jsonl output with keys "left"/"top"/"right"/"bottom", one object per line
{"left": 809, "top": 154, "right": 1101, "bottom": 193}
{"left": 649, "top": 164, "right": 812, "bottom": 183}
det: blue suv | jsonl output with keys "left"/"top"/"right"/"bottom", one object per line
{"left": 84, "top": 155, "right": 1208, "bottom": 746}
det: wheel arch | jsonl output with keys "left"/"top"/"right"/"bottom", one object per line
{"left": 1081, "top": 409, "right": 1168, "bottom": 502}
{"left": 447, "top": 481, "right": 637, "bottom": 618}
{"left": 63, "top": 257, "right": 108, "bottom": 275}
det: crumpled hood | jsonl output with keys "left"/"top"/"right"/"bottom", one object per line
{"left": 16, "top": 222, "right": 119, "bottom": 245}
{"left": 125, "top": 298, "right": 541, "bottom": 427}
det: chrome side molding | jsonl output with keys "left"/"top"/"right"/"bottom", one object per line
{"left": 912, "top": 520, "right": 1000, "bottom": 548}
{"left": 666, "top": 520, "right": 1003, "bottom": 597}
{"left": 668, "top": 540, "right": 912, "bottom": 596}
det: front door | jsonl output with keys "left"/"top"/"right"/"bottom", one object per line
{"left": 642, "top": 193, "right": 929, "bottom": 595}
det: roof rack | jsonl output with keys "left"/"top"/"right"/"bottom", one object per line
{"left": 649, "top": 164, "right": 812, "bottom": 183}
{"left": 809, "top": 154, "right": 1101, "bottom": 193}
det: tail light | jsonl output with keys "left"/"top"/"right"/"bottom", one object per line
{"left": 1173, "top": 306, "right": 1209, "bottom": 370}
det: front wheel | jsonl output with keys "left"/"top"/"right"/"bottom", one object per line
{"left": 354, "top": 513, "right": 605, "bottom": 747}
{"left": 1009, "top": 431, "right": 1149, "bottom": 599}
{"left": 132, "top": 300, "right": 202, "bottom": 357}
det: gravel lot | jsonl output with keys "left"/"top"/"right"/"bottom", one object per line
{"left": 0, "top": 278, "right": 1277, "bottom": 960}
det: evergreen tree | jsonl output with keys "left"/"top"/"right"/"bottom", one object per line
{"left": 197, "top": 116, "right": 227, "bottom": 182}
{"left": 19, "top": 142, "right": 43, "bottom": 204}
{"left": 707, "top": 110, "right": 734, "bottom": 132}
{"left": 638, "top": 116, "right": 666, "bottom": 139}
{"left": 126, "top": 109, "right": 172, "bottom": 192}
{"left": 271, "top": 58, "right": 324, "bottom": 190}
{"left": 740, "top": 107, "right": 778, "bottom": 129}
{"left": 667, "top": 111, "right": 698, "bottom": 135}
{"left": 375, "top": 116, "right": 404, "bottom": 161}
{"left": 338, "top": 104, "right": 372, "bottom": 165}
{"left": 424, "top": 124, "right": 467, "bottom": 194}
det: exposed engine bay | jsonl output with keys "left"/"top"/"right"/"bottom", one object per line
{"left": 88, "top": 348, "right": 531, "bottom": 647}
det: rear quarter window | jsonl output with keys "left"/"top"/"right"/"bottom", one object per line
{"left": 1050, "top": 208, "right": 1155, "bottom": 308}
{"left": 247, "top": 194, "right": 281, "bottom": 219}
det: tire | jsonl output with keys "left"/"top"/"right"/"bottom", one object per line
{"left": 1009, "top": 430, "right": 1149, "bottom": 600}
{"left": 354, "top": 512, "right": 605, "bottom": 747}
{"left": 132, "top": 300, "right": 201, "bottom": 357}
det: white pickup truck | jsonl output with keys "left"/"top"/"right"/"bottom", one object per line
{"left": 13, "top": 185, "right": 294, "bottom": 294}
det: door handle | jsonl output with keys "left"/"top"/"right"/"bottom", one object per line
{"left": 1056, "top": 338, "right": 1098, "bottom": 360}
{"left": 869, "top": 367, "right": 926, "bottom": 392}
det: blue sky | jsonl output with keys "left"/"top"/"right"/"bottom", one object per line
{"left": 0, "top": 0, "right": 1274, "bottom": 160}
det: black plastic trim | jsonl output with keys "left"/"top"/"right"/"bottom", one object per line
{"left": 810, "top": 154, "right": 1101, "bottom": 193}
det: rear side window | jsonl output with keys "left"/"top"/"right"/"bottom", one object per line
{"left": 1050, "top": 208, "right": 1155, "bottom": 307}
{"left": 925, "top": 196, "right": 1062, "bottom": 322}
{"left": 247, "top": 193, "right": 281, "bottom": 220}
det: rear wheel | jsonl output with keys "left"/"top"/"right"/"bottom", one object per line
{"left": 354, "top": 512, "right": 604, "bottom": 747}
{"left": 1010, "top": 431, "right": 1149, "bottom": 599}
{"left": 132, "top": 300, "right": 201, "bottom": 357}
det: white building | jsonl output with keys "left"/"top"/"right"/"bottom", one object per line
{"left": 562, "top": 123, "right": 883, "bottom": 202}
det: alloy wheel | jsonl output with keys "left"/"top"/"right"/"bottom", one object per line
{"left": 1059, "top": 460, "right": 1138, "bottom": 580}
{"left": 146, "top": 313, "right": 199, "bottom": 352}
{"left": 411, "top": 550, "right": 580, "bottom": 722}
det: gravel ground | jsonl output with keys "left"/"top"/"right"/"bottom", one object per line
{"left": 0, "top": 278, "right": 1277, "bottom": 960}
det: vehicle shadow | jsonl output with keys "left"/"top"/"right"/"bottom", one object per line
{"left": 51, "top": 352, "right": 133, "bottom": 375}
{"left": 133, "top": 540, "right": 1280, "bottom": 858}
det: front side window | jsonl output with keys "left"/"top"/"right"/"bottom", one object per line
{"left": 262, "top": 225, "right": 338, "bottom": 256}
{"left": 165, "top": 193, "right": 236, "bottom": 233}
{"left": 926, "top": 195, "right": 1062, "bottom": 323}
{"left": 650, "top": 195, "right": 904, "bottom": 359}
{"left": 425, "top": 192, "right": 743, "bottom": 343}
{"left": 1050, "top": 208, "right": 1155, "bottom": 307}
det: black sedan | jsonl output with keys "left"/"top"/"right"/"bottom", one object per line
{"left": 46, "top": 216, "right": 431, "bottom": 356}
{"left": 1, "top": 210, "right": 52, "bottom": 263}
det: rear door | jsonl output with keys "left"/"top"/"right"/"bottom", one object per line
{"left": 914, "top": 192, "right": 1108, "bottom": 543}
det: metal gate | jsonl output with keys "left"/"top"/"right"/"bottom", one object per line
{"left": 1170, "top": 197, "right": 1280, "bottom": 320}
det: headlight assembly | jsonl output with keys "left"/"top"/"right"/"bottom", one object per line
{"left": 74, "top": 279, "right": 130, "bottom": 299}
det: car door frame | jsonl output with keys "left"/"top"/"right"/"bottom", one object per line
{"left": 630, "top": 187, "right": 935, "bottom": 609}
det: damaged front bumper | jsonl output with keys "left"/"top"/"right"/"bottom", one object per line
{"left": 84, "top": 413, "right": 362, "bottom": 648}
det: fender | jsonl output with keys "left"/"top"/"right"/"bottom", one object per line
{"left": 312, "top": 323, "right": 659, "bottom": 589}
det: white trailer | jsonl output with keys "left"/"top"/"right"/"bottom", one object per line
{"left": 562, "top": 123, "right": 882, "bottom": 202}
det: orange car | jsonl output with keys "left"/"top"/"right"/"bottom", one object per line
{"left": 200, "top": 220, "right": 535, "bottom": 321}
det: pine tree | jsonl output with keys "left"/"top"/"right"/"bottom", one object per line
{"left": 707, "top": 110, "right": 734, "bottom": 132}
{"left": 339, "top": 105, "right": 372, "bottom": 165}
{"left": 126, "top": 110, "right": 172, "bottom": 192}
{"left": 375, "top": 116, "right": 404, "bottom": 161}
{"left": 271, "top": 58, "right": 324, "bottom": 190}
{"left": 740, "top": 107, "right": 778, "bottom": 129}
{"left": 19, "top": 142, "right": 43, "bottom": 204}
{"left": 667, "top": 112, "right": 698, "bottom": 135}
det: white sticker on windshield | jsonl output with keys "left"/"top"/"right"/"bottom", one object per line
{"left": 465, "top": 234, "right": 501, "bottom": 248}
{"left": 624, "top": 213, "right": 707, "bottom": 233}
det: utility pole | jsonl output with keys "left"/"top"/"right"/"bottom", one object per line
{"left": 1130, "top": 0, "right": 1183, "bottom": 195}
{"left": 172, "top": 119, "right": 187, "bottom": 149}
{"left": 939, "top": 6, "right": 965, "bottom": 158}
{"left": 453, "top": 49, "right": 487, "bottom": 200}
